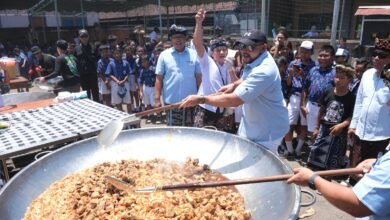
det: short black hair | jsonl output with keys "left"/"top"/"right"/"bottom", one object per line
{"left": 56, "top": 40, "right": 68, "bottom": 51}
{"left": 274, "top": 56, "right": 288, "bottom": 66}
{"left": 356, "top": 57, "right": 369, "bottom": 68}
{"left": 319, "top": 44, "right": 335, "bottom": 56}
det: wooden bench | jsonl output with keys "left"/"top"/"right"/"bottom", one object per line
{"left": 9, "top": 76, "right": 29, "bottom": 92}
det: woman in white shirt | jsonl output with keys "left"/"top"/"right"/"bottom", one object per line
{"left": 192, "top": 9, "right": 238, "bottom": 130}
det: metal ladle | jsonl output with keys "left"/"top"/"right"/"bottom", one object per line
{"left": 97, "top": 102, "right": 181, "bottom": 148}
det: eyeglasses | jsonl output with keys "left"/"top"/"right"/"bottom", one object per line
{"left": 372, "top": 51, "right": 390, "bottom": 59}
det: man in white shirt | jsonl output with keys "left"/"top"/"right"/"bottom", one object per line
{"left": 191, "top": 9, "right": 238, "bottom": 129}
{"left": 348, "top": 37, "right": 390, "bottom": 166}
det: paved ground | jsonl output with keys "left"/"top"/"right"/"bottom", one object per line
{"left": 5, "top": 85, "right": 354, "bottom": 220}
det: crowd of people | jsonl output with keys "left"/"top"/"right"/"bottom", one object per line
{"left": 0, "top": 8, "right": 389, "bottom": 219}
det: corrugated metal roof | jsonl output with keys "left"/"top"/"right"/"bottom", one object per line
{"left": 355, "top": 5, "right": 390, "bottom": 16}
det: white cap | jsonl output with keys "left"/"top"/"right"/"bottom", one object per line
{"left": 300, "top": 40, "right": 314, "bottom": 50}
{"left": 335, "top": 48, "right": 349, "bottom": 57}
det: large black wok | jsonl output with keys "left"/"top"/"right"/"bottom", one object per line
{"left": 0, "top": 127, "right": 300, "bottom": 219}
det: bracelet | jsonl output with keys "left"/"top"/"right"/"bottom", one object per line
{"left": 308, "top": 173, "right": 319, "bottom": 190}
{"left": 199, "top": 95, "right": 206, "bottom": 104}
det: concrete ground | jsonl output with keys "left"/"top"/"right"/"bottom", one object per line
{"left": 5, "top": 85, "right": 354, "bottom": 220}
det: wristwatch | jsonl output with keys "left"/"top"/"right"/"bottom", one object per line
{"left": 308, "top": 173, "right": 319, "bottom": 190}
{"left": 199, "top": 95, "right": 206, "bottom": 104}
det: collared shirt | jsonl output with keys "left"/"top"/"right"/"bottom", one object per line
{"left": 197, "top": 53, "right": 230, "bottom": 113}
{"left": 97, "top": 57, "right": 113, "bottom": 78}
{"left": 286, "top": 59, "right": 316, "bottom": 95}
{"left": 353, "top": 150, "right": 390, "bottom": 220}
{"left": 304, "top": 65, "right": 335, "bottom": 103}
{"left": 234, "top": 51, "right": 289, "bottom": 143}
{"left": 155, "top": 47, "right": 201, "bottom": 104}
{"left": 139, "top": 66, "right": 156, "bottom": 87}
{"left": 350, "top": 68, "right": 390, "bottom": 141}
{"left": 106, "top": 59, "right": 131, "bottom": 81}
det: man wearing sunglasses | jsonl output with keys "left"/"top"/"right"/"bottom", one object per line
{"left": 348, "top": 37, "right": 390, "bottom": 169}
{"left": 180, "top": 30, "right": 289, "bottom": 154}
{"left": 75, "top": 29, "right": 99, "bottom": 102}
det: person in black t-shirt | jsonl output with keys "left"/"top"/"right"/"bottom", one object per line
{"left": 29, "top": 46, "right": 56, "bottom": 78}
{"left": 308, "top": 65, "right": 355, "bottom": 170}
{"left": 39, "top": 40, "right": 80, "bottom": 93}
{"left": 75, "top": 29, "right": 99, "bottom": 102}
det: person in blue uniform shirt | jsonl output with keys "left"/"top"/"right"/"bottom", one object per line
{"left": 288, "top": 142, "right": 390, "bottom": 220}
{"left": 180, "top": 30, "right": 289, "bottom": 154}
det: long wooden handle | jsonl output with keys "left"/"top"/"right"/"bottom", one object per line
{"left": 132, "top": 102, "right": 182, "bottom": 118}
{"left": 160, "top": 167, "right": 363, "bottom": 191}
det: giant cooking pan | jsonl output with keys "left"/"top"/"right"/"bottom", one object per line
{"left": 0, "top": 127, "right": 300, "bottom": 219}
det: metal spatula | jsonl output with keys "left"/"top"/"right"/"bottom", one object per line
{"left": 97, "top": 102, "right": 181, "bottom": 148}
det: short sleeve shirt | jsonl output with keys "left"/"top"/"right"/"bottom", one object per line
{"left": 286, "top": 59, "right": 316, "bottom": 95}
{"left": 304, "top": 65, "right": 335, "bottom": 103}
{"left": 106, "top": 59, "right": 130, "bottom": 81}
{"left": 353, "top": 151, "right": 390, "bottom": 219}
{"left": 97, "top": 58, "right": 113, "bottom": 77}
{"left": 197, "top": 53, "right": 230, "bottom": 112}
{"left": 320, "top": 88, "right": 355, "bottom": 124}
{"left": 234, "top": 51, "right": 289, "bottom": 142}
{"left": 155, "top": 47, "right": 201, "bottom": 104}
{"left": 139, "top": 66, "right": 156, "bottom": 87}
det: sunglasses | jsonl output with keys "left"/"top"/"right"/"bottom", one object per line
{"left": 237, "top": 43, "right": 262, "bottom": 51}
{"left": 80, "top": 35, "right": 89, "bottom": 38}
{"left": 372, "top": 51, "right": 390, "bottom": 59}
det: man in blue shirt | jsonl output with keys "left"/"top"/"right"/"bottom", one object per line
{"left": 180, "top": 30, "right": 289, "bottom": 154}
{"left": 348, "top": 37, "right": 390, "bottom": 167}
{"left": 288, "top": 143, "right": 390, "bottom": 220}
{"left": 301, "top": 45, "right": 336, "bottom": 142}
{"left": 155, "top": 24, "right": 201, "bottom": 126}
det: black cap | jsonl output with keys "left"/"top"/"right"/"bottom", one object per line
{"left": 237, "top": 30, "right": 267, "bottom": 46}
{"left": 168, "top": 24, "right": 187, "bottom": 38}
{"left": 78, "top": 29, "right": 89, "bottom": 37}
{"left": 31, "top": 46, "right": 41, "bottom": 55}
{"left": 210, "top": 39, "right": 228, "bottom": 50}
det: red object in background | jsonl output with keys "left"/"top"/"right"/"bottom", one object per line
{"left": 28, "top": 65, "right": 43, "bottom": 76}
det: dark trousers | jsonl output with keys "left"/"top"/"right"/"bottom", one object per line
{"left": 80, "top": 74, "right": 99, "bottom": 102}
{"left": 349, "top": 135, "right": 389, "bottom": 167}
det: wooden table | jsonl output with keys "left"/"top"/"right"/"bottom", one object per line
{"left": 9, "top": 76, "right": 29, "bottom": 92}
{"left": 0, "top": 98, "right": 55, "bottom": 114}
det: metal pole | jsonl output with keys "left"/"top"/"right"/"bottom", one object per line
{"left": 338, "top": 0, "right": 345, "bottom": 40}
{"left": 42, "top": 15, "right": 47, "bottom": 44}
{"left": 330, "top": 0, "right": 340, "bottom": 47}
{"left": 260, "top": 0, "right": 266, "bottom": 32}
{"left": 54, "top": 0, "right": 60, "bottom": 39}
{"left": 359, "top": 16, "right": 365, "bottom": 45}
{"left": 158, "top": 0, "right": 163, "bottom": 39}
{"left": 214, "top": 2, "right": 216, "bottom": 36}
{"left": 80, "top": 0, "right": 85, "bottom": 28}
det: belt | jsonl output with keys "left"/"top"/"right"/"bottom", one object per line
{"left": 310, "top": 102, "right": 321, "bottom": 107}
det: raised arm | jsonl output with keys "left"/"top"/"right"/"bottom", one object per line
{"left": 193, "top": 9, "right": 207, "bottom": 58}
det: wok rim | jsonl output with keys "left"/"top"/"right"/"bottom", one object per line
{"left": 0, "top": 127, "right": 300, "bottom": 220}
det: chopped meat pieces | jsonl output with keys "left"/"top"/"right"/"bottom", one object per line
{"left": 24, "top": 158, "right": 250, "bottom": 220}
